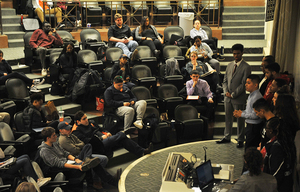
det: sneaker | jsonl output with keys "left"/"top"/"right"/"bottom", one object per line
{"left": 26, "top": 177, "right": 40, "bottom": 192}
{"left": 57, "top": 23, "right": 65, "bottom": 29}
{"left": 82, "top": 157, "right": 100, "bottom": 172}
{"left": 41, "top": 69, "right": 47, "bottom": 76}
{"left": 34, "top": 78, "right": 45, "bottom": 86}
{"left": 30, "top": 86, "right": 41, "bottom": 93}
{"left": 143, "top": 142, "right": 153, "bottom": 155}
{"left": 133, "top": 119, "right": 143, "bottom": 129}
{"left": 131, "top": 49, "right": 139, "bottom": 62}
{"left": 37, "top": 177, "right": 51, "bottom": 188}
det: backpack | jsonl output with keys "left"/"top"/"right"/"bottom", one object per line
{"left": 97, "top": 43, "right": 108, "bottom": 60}
{"left": 102, "top": 113, "right": 123, "bottom": 135}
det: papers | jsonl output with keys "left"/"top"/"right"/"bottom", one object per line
{"left": 187, "top": 95, "right": 199, "bottom": 100}
{"left": 0, "top": 157, "right": 17, "bottom": 169}
{"left": 214, "top": 170, "right": 230, "bottom": 180}
{"left": 66, "top": 160, "right": 76, "bottom": 165}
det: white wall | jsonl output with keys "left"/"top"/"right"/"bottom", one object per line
{"left": 264, "top": 20, "right": 273, "bottom": 55}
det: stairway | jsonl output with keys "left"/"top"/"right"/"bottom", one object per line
{"left": 222, "top": 6, "right": 265, "bottom": 40}
{"left": 1, "top": 8, "right": 24, "bottom": 48}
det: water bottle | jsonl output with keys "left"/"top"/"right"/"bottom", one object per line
{"left": 221, "top": 45, "right": 224, "bottom": 55}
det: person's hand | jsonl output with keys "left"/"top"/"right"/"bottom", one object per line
{"left": 107, "top": 133, "right": 112, "bottom": 137}
{"left": 121, "top": 67, "right": 125, "bottom": 71}
{"left": 146, "top": 37, "right": 152, "bottom": 41}
{"left": 192, "top": 65, "right": 196, "bottom": 70}
{"left": 208, "top": 98, "right": 214, "bottom": 103}
{"left": 124, "top": 39, "right": 129, "bottom": 44}
{"left": 3, "top": 73, "right": 7, "bottom": 76}
{"left": 225, "top": 92, "right": 232, "bottom": 98}
{"left": 75, "top": 159, "right": 82, "bottom": 164}
{"left": 193, "top": 81, "right": 197, "bottom": 87}
{"left": 160, "top": 38, "right": 163, "bottom": 44}
{"left": 233, "top": 110, "right": 242, "bottom": 118}
{"left": 203, "top": 55, "right": 208, "bottom": 59}
{"left": 123, "top": 102, "right": 130, "bottom": 106}
{"left": 46, "top": 120, "right": 51, "bottom": 124}
{"left": 0, "top": 162, "right": 4, "bottom": 166}
{"left": 52, "top": 28, "right": 56, "bottom": 33}
{"left": 77, "top": 165, "right": 83, "bottom": 171}
{"left": 102, "top": 135, "right": 108, "bottom": 140}
{"left": 130, "top": 100, "right": 135, "bottom": 105}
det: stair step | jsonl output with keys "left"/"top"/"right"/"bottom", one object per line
{"left": 222, "top": 26, "right": 264, "bottom": 33}
{"left": 11, "top": 64, "right": 30, "bottom": 74}
{"left": 4, "top": 31, "right": 25, "bottom": 39}
{"left": 220, "top": 61, "right": 262, "bottom": 71}
{"left": 221, "top": 53, "right": 264, "bottom": 62}
{"left": 222, "top": 20, "right": 265, "bottom": 27}
{"left": 223, "top": 47, "right": 263, "bottom": 54}
{"left": 2, "top": 15, "right": 21, "bottom": 24}
{"left": 224, "top": 6, "right": 265, "bottom": 13}
{"left": 222, "top": 33, "right": 265, "bottom": 40}
{"left": 0, "top": 8, "right": 16, "bottom": 16}
{"left": 214, "top": 122, "right": 238, "bottom": 135}
{"left": 8, "top": 39, "right": 24, "bottom": 48}
{"left": 25, "top": 73, "right": 45, "bottom": 79}
{"left": 56, "top": 103, "right": 82, "bottom": 114}
{"left": 223, "top": 12, "right": 265, "bottom": 20}
{"left": 218, "top": 39, "right": 267, "bottom": 49}
{"left": 45, "top": 94, "right": 71, "bottom": 106}
{"left": 107, "top": 148, "right": 139, "bottom": 168}
{"left": 86, "top": 113, "right": 101, "bottom": 124}
{"left": 2, "top": 24, "right": 22, "bottom": 32}
{"left": 36, "top": 83, "right": 51, "bottom": 94}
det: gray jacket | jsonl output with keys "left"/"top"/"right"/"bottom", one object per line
{"left": 135, "top": 25, "right": 160, "bottom": 41}
{"left": 38, "top": 141, "right": 70, "bottom": 168}
{"left": 223, "top": 60, "right": 251, "bottom": 104}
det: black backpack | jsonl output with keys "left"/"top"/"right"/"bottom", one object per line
{"left": 102, "top": 112, "right": 123, "bottom": 135}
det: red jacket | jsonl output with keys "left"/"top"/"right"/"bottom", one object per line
{"left": 29, "top": 29, "right": 63, "bottom": 49}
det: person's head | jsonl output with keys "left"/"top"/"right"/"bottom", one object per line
{"left": 265, "top": 117, "right": 280, "bottom": 139}
{"left": 58, "top": 121, "right": 72, "bottom": 136}
{"left": 119, "top": 54, "right": 129, "bottom": 66}
{"left": 42, "top": 21, "right": 51, "bottom": 33}
{"left": 190, "top": 70, "right": 200, "bottom": 81}
{"left": 232, "top": 44, "right": 244, "bottom": 62}
{"left": 64, "top": 42, "right": 74, "bottom": 54}
{"left": 0, "top": 50, "right": 3, "bottom": 61}
{"left": 245, "top": 74, "right": 260, "bottom": 93}
{"left": 193, "top": 19, "right": 201, "bottom": 30}
{"left": 269, "top": 78, "right": 286, "bottom": 93}
{"left": 253, "top": 98, "right": 271, "bottom": 119}
{"left": 190, "top": 51, "right": 198, "bottom": 61}
{"left": 74, "top": 110, "right": 89, "bottom": 126}
{"left": 193, "top": 36, "right": 202, "bottom": 47}
{"left": 273, "top": 92, "right": 297, "bottom": 118}
{"left": 41, "top": 127, "right": 56, "bottom": 142}
{"left": 113, "top": 75, "right": 124, "bottom": 91}
{"left": 264, "top": 62, "right": 280, "bottom": 80}
{"left": 262, "top": 55, "right": 275, "bottom": 63}
{"left": 114, "top": 13, "right": 123, "bottom": 27}
{"left": 15, "top": 182, "right": 36, "bottom": 192}
{"left": 244, "top": 147, "right": 263, "bottom": 176}
{"left": 30, "top": 93, "right": 44, "bottom": 110}
{"left": 261, "top": 57, "right": 275, "bottom": 74}
{"left": 272, "top": 85, "right": 290, "bottom": 106}
{"left": 141, "top": 16, "right": 150, "bottom": 28}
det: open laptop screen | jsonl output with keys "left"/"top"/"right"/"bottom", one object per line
{"left": 196, "top": 160, "right": 214, "bottom": 189}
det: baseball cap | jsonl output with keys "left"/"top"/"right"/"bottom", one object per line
{"left": 58, "top": 121, "right": 72, "bottom": 130}
{"left": 119, "top": 54, "right": 129, "bottom": 60}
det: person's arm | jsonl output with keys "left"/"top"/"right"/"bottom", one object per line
{"left": 151, "top": 25, "right": 163, "bottom": 43}
{"left": 186, "top": 80, "right": 195, "bottom": 95}
{"left": 223, "top": 64, "right": 230, "bottom": 94}
{"left": 31, "top": 110, "right": 48, "bottom": 128}
{"left": 58, "top": 136, "right": 82, "bottom": 156}
{"left": 203, "top": 81, "right": 213, "bottom": 100}
{"left": 110, "top": 64, "right": 123, "bottom": 81}
{"left": 72, "top": 129, "right": 90, "bottom": 144}
{"left": 203, "top": 42, "right": 213, "bottom": 59}
{"left": 52, "top": 32, "right": 63, "bottom": 46}
{"left": 228, "top": 175, "right": 246, "bottom": 192}
{"left": 231, "top": 64, "right": 251, "bottom": 99}
{"left": 127, "top": 89, "right": 137, "bottom": 103}
{"left": 40, "top": 148, "right": 68, "bottom": 168}
{"left": 108, "top": 26, "right": 123, "bottom": 43}
{"left": 190, "top": 28, "right": 196, "bottom": 39}
{"left": 4, "top": 61, "right": 12, "bottom": 74}
{"left": 268, "top": 144, "right": 286, "bottom": 182}
{"left": 241, "top": 95, "right": 262, "bottom": 120}
{"left": 29, "top": 30, "right": 40, "bottom": 49}
{"left": 185, "top": 62, "right": 193, "bottom": 75}
{"left": 104, "top": 88, "right": 124, "bottom": 107}
{"left": 201, "top": 29, "right": 208, "bottom": 40}
{"left": 135, "top": 26, "right": 143, "bottom": 41}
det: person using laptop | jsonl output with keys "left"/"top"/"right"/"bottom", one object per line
{"left": 229, "top": 147, "right": 277, "bottom": 192}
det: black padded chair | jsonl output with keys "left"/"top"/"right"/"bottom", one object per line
{"left": 131, "top": 65, "right": 157, "bottom": 92}
{"left": 105, "top": 47, "right": 123, "bottom": 68}
{"left": 77, "top": 50, "right": 104, "bottom": 73}
{"left": 163, "top": 45, "right": 186, "bottom": 69}
{"left": 131, "top": 86, "right": 157, "bottom": 107}
{"left": 5, "top": 78, "right": 30, "bottom": 112}
{"left": 80, "top": 28, "right": 106, "bottom": 54}
{"left": 0, "top": 122, "right": 31, "bottom": 157}
{"left": 135, "top": 46, "right": 157, "bottom": 76}
{"left": 159, "top": 64, "right": 184, "bottom": 91}
{"left": 153, "top": 2, "right": 173, "bottom": 25}
{"left": 164, "top": 26, "right": 184, "bottom": 45}
{"left": 0, "top": 101, "right": 16, "bottom": 127}
{"left": 129, "top": 1, "right": 149, "bottom": 25}
{"left": 103, "top": 67, "right": 112, "bottom": 88}
{"left": 157, "top": 84, "right": 183, "bottom": 119}
{"left": 56, "top": 30, "right": 80, "bottom": 52}
{"left": 174, "top": 104, "right": 204, "bottom": 143}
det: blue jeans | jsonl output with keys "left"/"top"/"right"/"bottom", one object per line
{"left": 115, "top": 40, "right": 138, "bottom": 58}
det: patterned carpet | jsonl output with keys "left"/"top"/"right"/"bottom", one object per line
{"left": 119, "top": 140, "right": 244, "bottom": 192}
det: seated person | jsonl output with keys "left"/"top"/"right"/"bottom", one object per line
{"left": 108, "top": 13, "right": 138, "bottom": 61}
{"left": 39, "top": 127, "right": 120, "bottom": 187}
{"left": 186, "top": 70, "right": 214, "bottom": 125}
{"left": 135, "top": 16, "right": 163, "bottom": 58}
{"left": 0, "top": 148, "right": 51, "bottom": 188}
{"left": 57, "top": 121, "right": 111, "bottom": 190}
{"left": 104, "top": 76, "right": 147, "bottom": 132}
{"left": 72, "top": 111, "right": 152, "bottom": 157}
{"left": 260, "top": 117, "right": 296, "bottom": 192}
{"left": 29, "top": 21, "right": 63, "bottom": 76}
{"left": 0, "top": 50, "right": 44, "bottom": 92}
{"left": 111, "top": 54, "right": 135, "bottom": 89}
{"left": 188, "top": 36, "right": 220, "bottom": 74}
{"left": 15, "top": 182, "right": 36, "bottom": 192}
{"left": 259, "top": 56, "right": 275, "bottom": 95}
{"left": 23, "top": 93, "right": 59, "bottom": 133}
{"left": 185, "top": 51, "right": 218, "bottom": 92}
{"left": 229, "top": 147, "right": 277, "bottom": 192}
{"left": 32, "top": 0, "right": 64, "bottom": 27}
{"left": 58, "top": 42, "right": 77, "bottom": 84}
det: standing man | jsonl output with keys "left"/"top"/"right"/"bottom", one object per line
{"left": 29, "top": 21, "right": 63, "bottom": 76}
{"left": 108, "top": 13, "right": 139, "bottom": 61}
{"left": 233, "top": 75, "right": 263, "bottom": 149}
{"left": 217, "top": 44, "right": 251, "bottom": 147}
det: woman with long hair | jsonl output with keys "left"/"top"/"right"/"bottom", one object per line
{"left": 58, "top": 42, "right": 78, "bottom": 82}
{"left": 260, "top": 117, "right": 296, "bottom": 192}
{"left": 135, "top": 16, "right": 163, "bottom": 57}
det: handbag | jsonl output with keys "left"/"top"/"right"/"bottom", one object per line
{"left": 44, "top": 101, "right": 59, "bottom": 121}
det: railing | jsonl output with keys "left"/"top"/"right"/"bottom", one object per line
{"left": 37, "top": 0, "right": 223, "bottom": 29}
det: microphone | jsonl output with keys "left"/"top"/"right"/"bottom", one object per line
{"left": 203, "top": 146, "right": 207, "bottom": 162}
